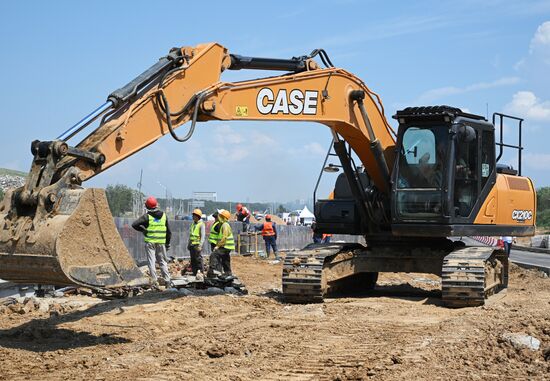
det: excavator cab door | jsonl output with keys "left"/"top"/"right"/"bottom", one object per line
{"left": 451, "top": 120, "right": 496, "bottom": 221}
{"left": 393, "top": 123, "right": 451, "bottom": 221}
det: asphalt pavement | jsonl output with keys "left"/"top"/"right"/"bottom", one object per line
{"left": 460, "top": 236, "right": 550, "bottom": 275}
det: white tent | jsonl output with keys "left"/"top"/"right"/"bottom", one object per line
{"left": 298, "top": 206, "right": 315, "bottom": 225}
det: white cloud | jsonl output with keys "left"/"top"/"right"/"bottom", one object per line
{"left": 286, "top": 142, "right": 327, "bottom": 159}
{"left": 515, "top": 21, "right": 550, "bottom": 70}
{"left": 413, "top": 77, "right": 520, "bottom": 104}
{"left": 504, "top": 91, "right": 550, "bottom": 121}
{"left": 303, "top": 142, "right": 326, "bottom": 156}
{"left": 523, "top": 153, "right": 550, "bottom": 170}
{"left": 215, "top": 146, "right": 249, "bottom": 162}
{"left": 530, "top": 21, "right": 550, "bottom": 53}
{"left": 167, "top": 125, "right": 279, "bottom": 172}
{"left": 213, "top": 125, "right": 244, "bottom": 145}
{"left": 249, "top": 131, "right": 276, "bottom": 146}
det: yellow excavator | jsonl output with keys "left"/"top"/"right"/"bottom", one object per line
{"left": 0, "top": 43, "right": 535, "bottom": 306}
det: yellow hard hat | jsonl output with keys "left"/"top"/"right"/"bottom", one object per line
{"left": 219, "top": 209, "right": 231, "bottom": 220}
{"left": 192, "top": 208, "right": 202, "bottom": 217}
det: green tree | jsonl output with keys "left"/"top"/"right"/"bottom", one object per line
{"left": 536, "top": 209, "right": 550, "bottom": 228}
{"left": 537, "top": 187, "right": 550, "bottom": 212}
{"left": 536, "top": 187, "right": 550, "bottom": 227}
{"left": 105, "top": 184, "right": 134, "bottom": 217}
{"left": 277, "top": 204, "right": 288, "bottom": 213}
{"left": 0, "top": 188, "right": 4, "bottom": 203}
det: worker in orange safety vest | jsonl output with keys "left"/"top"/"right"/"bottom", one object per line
{"left": 235, "top": 203, "right": 251, "bottom": 232}
{"left": 254, "top": 214, "right": 279, "bottom": 260}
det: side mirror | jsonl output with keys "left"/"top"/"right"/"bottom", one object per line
{"left": 457, "top": 124, "right": 476, "bottom": 143}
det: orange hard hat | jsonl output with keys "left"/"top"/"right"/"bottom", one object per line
{"left": 192, "top": 208, "right": 202, "bottom": 217}
{"left": 236, "top": 203, "right": 243, "bottom": 211}
{"left": 265, "top": 214, "right": 272, "bottom": 220}
{"left": 145, "top": 196, "right": 158, "bottom": 209}
{"left": 219, "top": 209, "right": 231, "bottom": 220}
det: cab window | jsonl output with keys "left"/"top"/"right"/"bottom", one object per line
{"left": 398, "top": 127, "right": 446, "bottom": 189}
{"left": 396, "top": 126, "right": 448, "bottom": 219}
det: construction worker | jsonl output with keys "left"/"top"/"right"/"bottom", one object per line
{"left": 255, "top": 214, "right": 279, "bottom": 259}
{"left": 235, "top": 203, "right": 250, "bottom": 232}
{"left": 187, "top": 209, "right": 205, "bottom": 275}
{"left": 322, "top": 233, "right": 333, "bottom": 243}
{"left": 311, "top": 222, "right": 323, "bottom": 244}
{"left": 132, "top": 196, "right": 171, "bottom": 289}
{"left": 501, "top": 235, "right": 515, "bottom": 256}
{"left": 208, "top": 209, "right": 235, "bottom": 278}
{"left": 208, "top": 211, "right": 222, "bottom": 251}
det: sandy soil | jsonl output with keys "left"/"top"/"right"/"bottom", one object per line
{"left": 0, "top": 257, "right": 549, "bottom": 381}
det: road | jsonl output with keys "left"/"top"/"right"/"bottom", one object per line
{"left": 510, "top": 249, "right": 550, "bottom": 274}
{"left": 461, "top": 236, "right": 550, "bottom": 274}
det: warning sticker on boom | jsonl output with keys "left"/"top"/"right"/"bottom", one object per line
{"left": 236, "top": 106, "right": 248, "bottom": 117}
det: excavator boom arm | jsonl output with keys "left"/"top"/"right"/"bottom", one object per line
{"left": 0, "top": 42, "right": 397, "bottom": 289}
{"left": 65, "top": 43, "right": 396, "bottom": 191}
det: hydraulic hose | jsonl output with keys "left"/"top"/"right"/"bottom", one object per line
{"left": 157, "top": 89, "right": 206, "bottom": 143}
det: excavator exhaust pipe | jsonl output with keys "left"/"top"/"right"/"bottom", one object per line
{"left": 0, "top": 187, "right": 149, "bottom": 289}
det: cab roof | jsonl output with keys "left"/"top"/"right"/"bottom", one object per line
{"left": 393, "top": 106, "right": 486, "bottom": 124}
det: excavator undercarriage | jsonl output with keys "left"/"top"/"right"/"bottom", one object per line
{"left": 282, "top": 241, "right": 508, "bottom": 308}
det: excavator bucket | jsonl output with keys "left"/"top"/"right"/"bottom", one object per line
{"left": 0, "top": 187, "right": 149, "bottom": 289}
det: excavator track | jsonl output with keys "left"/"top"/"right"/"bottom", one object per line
{"left": 441, "top": 246, "right": 508, "bottom": 307}
{"left": 282, "top": 243, "right": 363, "bottom": 303}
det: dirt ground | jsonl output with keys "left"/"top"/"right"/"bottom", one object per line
{"left": 0, "top": 257, "right": 549, "bottom": 381}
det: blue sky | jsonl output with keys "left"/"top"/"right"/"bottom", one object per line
{"left": 2, "top": 1, "right": 550, "bottom": 202}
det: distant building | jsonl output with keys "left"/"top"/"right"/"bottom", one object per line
{"left": 281, "top": 212, "right": 291, "bottom": 224}
{"left": 192, "top": 191, "right": 217, "bottom": 201}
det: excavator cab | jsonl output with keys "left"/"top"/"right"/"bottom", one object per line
{"left": 390, "top": 106, "right": 533, "bottom": 237}
{"left": 392, "top": 106, "right": 491, "bottom": 222}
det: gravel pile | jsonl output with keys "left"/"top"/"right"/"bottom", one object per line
{"left": 0, "top": 174, "right": 25, "bottom": 191}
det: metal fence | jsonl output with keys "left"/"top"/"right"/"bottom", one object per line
{"left": 114, "top": 218, "right": 364, "bottom": 265}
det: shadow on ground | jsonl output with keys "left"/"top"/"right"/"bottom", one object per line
{"left": 256, "top": 282, "right": 442, "bottom": 306}
{"left": 0, "top": 290, "right": 185, "bottom": 352}
{"left": 326, "top": 283, "right": 442, "bottom": 305}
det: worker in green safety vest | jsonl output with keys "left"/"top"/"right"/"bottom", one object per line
{"left": 187, "top": 208, "right": 205, "bottom": 275}
{"left": 208, "top": 211, "right": 222, "bottom": 251}
{"left": 207, "top": 209, "right": 235, "bottom": 278}
{"left": 132, "top": 196, "right": 171, "bottom": 289}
